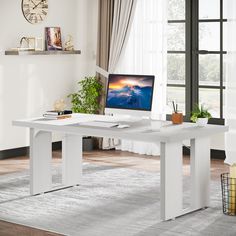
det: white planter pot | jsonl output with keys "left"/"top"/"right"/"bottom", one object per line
{"left": 196, "top": 118, "right": 208, "bottom": 127}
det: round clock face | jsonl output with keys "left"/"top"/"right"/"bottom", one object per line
{"left": 22, "top": 0, "right": 48, "bottom": 24}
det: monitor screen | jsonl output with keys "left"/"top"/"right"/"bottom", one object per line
{"left": 106, "top": 74, "right": 155, "bottom": 111}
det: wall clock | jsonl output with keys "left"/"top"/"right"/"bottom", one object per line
{"left": 22, "top": 0, "right": 48, "bottom": 24}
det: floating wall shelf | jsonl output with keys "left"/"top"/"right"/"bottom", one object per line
{"left": 5, "top": 50, "right": 81, "bottom": 56}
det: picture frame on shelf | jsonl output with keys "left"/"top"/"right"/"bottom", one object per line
{"left": 19, "top": 37, "right": 35, "bottom": 50}
{"left": 35, "top": 38, "right": 44, "bottom": 51}
{"left": 45, "top": 27, "right": 62, "bottom": 51}
{"left": 27, "top": 37, "right": 36, "bottom": 50}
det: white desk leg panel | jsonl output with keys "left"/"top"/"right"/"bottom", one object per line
{"left": 62, "top": 134, "right": 82, "bottom": 186}
{"left": 160, "top": 141, "right": 183, "bottom": 221}
{"left": 30, "top": 128, "right": 52, "bottom": 195}
{"left": 190, "top": 137, "right": 210, "bottom": 209}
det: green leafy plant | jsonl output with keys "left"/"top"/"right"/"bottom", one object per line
{"left": 68, "top": 76, "right": 103, "bottom": 114}
{"left": 190, "top": 104, "right": 212, "bottom": 122}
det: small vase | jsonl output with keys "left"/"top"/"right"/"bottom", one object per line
{"left": 196, "top": 118, "right": 208, "bottom": 127}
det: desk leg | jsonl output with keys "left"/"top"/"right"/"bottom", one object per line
{"left": 160, "top": 141, "right": 183, "bottom": 221}
{"left": 62, "top": 134, "right": 82, "bottom": 186}
{"left": 190, "top": 137, "right": 210, "bottom": 209}
{"left": 30, "top": 128, "right": 52, "bottom": 195}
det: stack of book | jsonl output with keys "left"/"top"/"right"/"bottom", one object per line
{"left": 43, "top": 110, "right": 72, "bottom": 119}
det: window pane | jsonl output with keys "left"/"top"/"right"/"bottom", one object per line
{"left": 199, "top": 22, "right": 220, "bottom": 51}
{"left": 199, "top": 89, "right": 220, "bottom": 118}
{"left": 167, "top": 54, "right": 185, "bottom": 84}
{"left": 168, "top": 0, "right": 185, "bottom": 20}
{"left": 199, "top": 0, "right": 220, "bottom": 19}
{"left": 167, "top": 87, "right": 185, "bottom": 114}
{"left": 223, "top": 89, "right": 225, "bottom": 118}
{"left": 199, "top": 55, "right": 220, "bottom": 86}
{"left": 223, "top": 0, "right": 227, "bottom": 19}
{"left": 223, "top": 55, "right": 226, "bottom": 86}
{"left": 167, "top": 23, "right": 185, "bottom": 51}
{"left": 223, "top": 22, "right": 227, "bottom": 51}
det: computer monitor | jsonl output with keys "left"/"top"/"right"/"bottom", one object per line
{"left": 105, "top": 74, "right": 155, "bottom": 117}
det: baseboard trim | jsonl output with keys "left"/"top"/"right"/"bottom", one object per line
{"left": 0, "top": 141, "right": 62, "bottom": 160}
{"left": 183, "top": 146, "right": 226, "bottom": 160}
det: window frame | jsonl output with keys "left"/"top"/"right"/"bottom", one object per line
{"left": 167, "top": 0, "right": 227, "bottom": 125}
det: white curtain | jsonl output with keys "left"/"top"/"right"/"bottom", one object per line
{"left": 225, "top": 0, "right": 236, "bottom": 165}
{"left": 114, "top": 0, "right": 167, "bottom": 155}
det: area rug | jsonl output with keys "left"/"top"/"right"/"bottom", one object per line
{"left": 0, "top": 163, "right": 235, "bottom": 236}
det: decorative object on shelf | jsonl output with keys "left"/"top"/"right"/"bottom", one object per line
{"left": 22, "top": 0, "right": 48, "bottom": 24}
{"left": 53, "top": 99, "right": 66, "bottom": 111}
{"left": 7, "top": 37, "right": 44, "bottom": 53}
{"left": 64, "top": 35, "right": 74, "bottom": 51}
{"left": 171, "top": 101, "right": 183, "bottom": 124}
{"left": 35, "top": 37, "right": 44, "bottom": 51}
{"left": 190, "top": 104, "right": 212, "bottom": 127}
{"left": 19, "top": 37, "right": 29, "bottom": 49}
{"left": 7, "top": 37, "right": 36, "bottom": 52}
{"left": 45, "top": 27, "right": 62, "bottom": 51}
{"left": 20, "top": 36, "right": 35, "bottom": 50}
{"left": 68, "top": 76, "right": 103, "bottom": 114}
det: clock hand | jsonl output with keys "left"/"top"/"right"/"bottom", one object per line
{"left": 30, "top": 0, "right": 37, "bottom": 7}
{"left": 33, "top": 0, "right": 45, "bottom": 10}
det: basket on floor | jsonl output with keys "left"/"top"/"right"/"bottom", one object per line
{"left": 221, "top": 173, "right": 236, "bottom": 216}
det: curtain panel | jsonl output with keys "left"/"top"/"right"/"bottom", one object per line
{"left": 115, "top": 0, "right": 167, "bottom": 155}
{"left": 96, "top": 0, "right": 138, "bottom": 149}
{"left": 225, "top": 0, "right": 236, "bottom": 165}
{"left": 97, "top": 0, "right": 114, "bottom": 110}
{"left": 96, "top": 0, "right": 137, "bottom": 74}
{"left": 97, "top": 0, "right": 114, "bottom": 72}
{"left": 108, "top": 0, "right": 138, "bottom": 73}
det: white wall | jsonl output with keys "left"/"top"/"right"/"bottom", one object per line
{"left": 0, "top": 0, "right": 98, "bottom": 150}
{"left": 76, "top": 0, "right": 98, "bottom": 80}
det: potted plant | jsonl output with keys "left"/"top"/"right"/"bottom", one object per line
{"left": 190, "top": 104, "right": 212, "bottom": 127}
{"left": 68, "top": 76, "right": 103, "bottom": 150}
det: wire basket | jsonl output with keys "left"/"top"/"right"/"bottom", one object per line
{"left": 221, "top": 173, "right": 236, "bottom": 216}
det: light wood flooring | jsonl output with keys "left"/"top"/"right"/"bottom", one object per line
{"left": 0, "top": 150, "right": 229, "bottom": 236}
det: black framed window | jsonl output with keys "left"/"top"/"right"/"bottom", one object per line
{"left": 167, "top": 0, "right": 227, "bottom": 125}
{"left": 167, "top": 0, "right": 186, "bottom": 115}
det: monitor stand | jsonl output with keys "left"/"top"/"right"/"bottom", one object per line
{"left": 104, "top": 112, "right": 147, "bottom": 123}
{"left": 104, "top": 108, "right": 165, "bottom": 123}
{"left": 104, "top": 108, "right": 152, "bottom": 120}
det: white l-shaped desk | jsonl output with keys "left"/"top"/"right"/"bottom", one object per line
{"left": 13, "top": 113, "right": 228, "bottom": 221}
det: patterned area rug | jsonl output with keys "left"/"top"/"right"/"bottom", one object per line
{"left": 0, "top": 163, "right": 235, "bottom": 236}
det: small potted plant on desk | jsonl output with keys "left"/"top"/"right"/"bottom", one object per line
{"left": 190, "top": 104, "right": 212, "bottom": 127}
{"left": 68, "top": 76, "right": 103, "bottom": 151}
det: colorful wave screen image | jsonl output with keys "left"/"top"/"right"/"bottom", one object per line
{"left": 106, "top": 75, "right": 154, "bottom": 110}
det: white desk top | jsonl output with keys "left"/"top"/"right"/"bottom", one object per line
{"left": 13, "top": 113, "right": 228, "bottom": 143}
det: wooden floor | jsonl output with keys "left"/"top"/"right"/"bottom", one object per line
{"left": 0, "top": 150, "right": 229, "bottom": 236}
